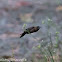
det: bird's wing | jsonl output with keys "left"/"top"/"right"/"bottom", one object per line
{"left": 25, "top": 27, "right": 34, "bottom": 30}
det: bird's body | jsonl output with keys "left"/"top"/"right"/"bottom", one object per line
{"left": 20, "top": 26, "right": 40, "bottom": 38}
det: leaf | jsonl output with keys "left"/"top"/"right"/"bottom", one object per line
{"left": 37, "top": 45, "right": 41, "bottom": 49}
{"left": 42, "top": 21, "right": 45, "bottom": 24}
{"left": 23, "top": 24, "right": 27, "bottom": 29}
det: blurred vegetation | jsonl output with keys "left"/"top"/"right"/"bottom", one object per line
{"left": 23, "top": 18, "right": 61, "bottom": 62}
{"left": 0, "top": 0, "right": 62, "bottom": 62}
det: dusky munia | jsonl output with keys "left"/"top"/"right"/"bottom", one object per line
{"left": 20, "top": 26, "right": 40, "bottom": 38}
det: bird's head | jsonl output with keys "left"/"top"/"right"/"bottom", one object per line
{"left": 37, "top": 26, "right": 40, "bottom": 30}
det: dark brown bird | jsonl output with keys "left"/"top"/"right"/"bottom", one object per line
{"left": 20, "top": 26, "right": 40, "bottom": 38}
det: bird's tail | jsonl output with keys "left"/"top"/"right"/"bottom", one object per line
{"left": 20, "top": 32, "right": 26, "bottom": 38}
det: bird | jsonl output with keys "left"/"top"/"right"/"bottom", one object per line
{"left": 20, "top": 26, "right": 40, "bottom": 38}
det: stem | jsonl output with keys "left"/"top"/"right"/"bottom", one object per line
{"left": 48, "top": 47, "right": 54, "bottom": 62}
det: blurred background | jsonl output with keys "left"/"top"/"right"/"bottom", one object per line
{"left": 0, "top": 0, "right": 62, "bottom": 62}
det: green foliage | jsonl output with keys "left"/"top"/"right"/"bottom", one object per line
{"left": 23, "top": 24, "right": 27, "bottom": 29}
{"left": 37, "top": 45, "right": 41, "bottom": 49}
{"left": 22, "top": 17, "right": 61, "bottom": 62}
{"left": 42, "top": 20, "right": 45, "bottom": 24}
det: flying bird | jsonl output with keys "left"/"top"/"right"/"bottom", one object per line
{"left": 20, "top": 26, "right": 40, "bottom": 38}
